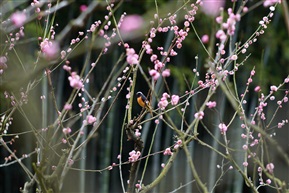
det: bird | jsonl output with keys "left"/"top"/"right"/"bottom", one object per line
{"left": 136, "top": 91, "right": 153, "bottom": 115}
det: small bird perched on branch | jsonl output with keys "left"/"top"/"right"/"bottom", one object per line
{"left": 136, "top": 91, "right": 153, "bottom": 115}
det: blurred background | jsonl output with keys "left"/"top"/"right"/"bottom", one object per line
{"left": 0, "top": 0, "right": 289, "bottom": 193}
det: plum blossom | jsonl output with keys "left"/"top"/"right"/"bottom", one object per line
{"left": 11, "top": 11, "right": 27, "bottom": 27}
{"left": 254, "top": 86, "right": 261, "bottom": 92}
{"left": 201, "top": 0, "right": 225, "bottom": 17}
{"left": 243, "top": 161, "right": 248, "bottom": 167}
{"left": 120, "top": 15, "right": 144, "bottom": 33}
{"left": 216, "top": 30, "right": 227, "bottom": 41}
{"left": 163, "top": 148, "right": 173, "bottom": 155}
{"left": 158, "top": 98, "right": 168, "bottom": 110}
{"left": 149, "top": 69, "right": 160, "bottom": 81}
{"left": 194, "top": 111, "right": 204, "bottom": 120}
{"left": 68, "top": 72, "right": 83, "bottom": 89}
{"left": 64, "top": 103, "right": 72, "bottom": 110}
{"left": 266, "top": 163, "right": 274, "bottom": 173}
{"left": 150, "top": 54, "right": 158, "bottom": 62}
{"left": 206, "top": 101, "right": 216, "bottom": 108}
{"left": 158, "top": 93, "right": 170, "bottom": 110}
{"left": 162, "top": 69, "right": 170, "bottom": 77}
{"left": 40, "top": 39, "right": 60, "bottom": 59}
{"left": 126, "top": 48, "right": 139, "bottom": 65}
{"left": 230, "top": 54, "right": 238, "bottom": 61}
{"left": 201, "top": 34, "right": 209, "bottom": 43}
{"left": 174, "top": 140, "right": 182, "bottom": 149}
{"left": 263, "top": 0, "right": 281, "bottom": 7}
{"left": 80, "top": 4, "right": 87, "bottom": 12}
{"left": 171, "top": 95, "right": 180, "bottom": 105}
{"left": 135, "top": 129, "right": 141, "bottom": 137}
{"left": 135, "top": 183, "right": 141, "bottom": 190}
{"left": 219, "top": 123, "right": 228, "bottom": 134}
{"left": 128, "top": 150, "right": 141, "bottom": 162}
{"left": 216, "top": 8, "right": 241, "bottom": 40}
{"left": 86, "top": 115, "right": 96, "bottom": 125}
{"left": 63, "top": 127, "right": 72, "bottom": 135}
{"left": 270, "top": 85, "right": 278, "bottom": 92}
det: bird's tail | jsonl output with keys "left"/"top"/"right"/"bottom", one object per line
{"left": 147, "top": 106, "right": 153, "bottom": 116}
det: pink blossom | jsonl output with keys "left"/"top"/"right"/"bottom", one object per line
{"left": 206, "top": 101, "right": 217, "bottom": 108}
{"left": 162, "top": 92, "right": 170, "bottom": 99}
{"left": 266, "top": 179, "right": 272, "bottom": 184}
{"left": 86, "top": 115, "right": 96, "bottom": 125}
{"left": 194, "top": 111, "right": 204, "bottom": 120}
{"left": 216, "top": 16, "right": 223, "bottom": 24}
{"left": 201, "top": 34, "right": 209, "bottom": 43}
{"left": 150, "top": 54, "right": 158, "bottom": 62}
{"left": 64, "top": 103, "right": 72, "bottom": 110}
{"left": 174, "top": 144, "right": 179, "bottom": 149}
{"left": 63, "top": 65, "right": 71, "bottom": 72}
{"left": 63, "top": 127, "right": 72, "bottom": 135}
{"left": 162, "top": 69, "right": 170, "bottom": 77}
{"left": 11, "top": 11, "right": 27, "bottom": 27}
{"left": 158, "top": 93, "right": 171, "bottom": 110}
{"left": 135, "top": 183, "right": 141, "bottom": 190}
{"left": 254, "top": 86, "right": 261, "bottom": 92}
{"left": 62, "top": 138, "right": 67, "bottom": 144}
{"left": 230, "top": 54, "right": 238, "bottom": 61}
{"left": 243, "top": 161, "right": 248, "bottom": 167}
{"left": 218, "top": 8, "right": 241, "bottom": 37}
{"left": 128, "top": 150, "right": 141, "bottom": 162}
{"left": 270, "top": 85, "right": 278, "bottom": 92}
{"left": 155, "top": 119, "right": 159, "bottom": 124}
{"left": 201, "top": 0, "right": 225, "bottom": 17}
{"left": 163, "top": 148, "right": 172, "bottom": 155}
{"left": 126, "top": 48, "right": 139, "bottom": 65}
{"left": 135, "top": 129, "right": 141, "bottom": 137}
{"left": 171, "top": 95, "right": 180, "bottom": 105}
{"left": 154, "top": 61, "right": 164, "bottom": 70}
{"left": 120, "top": 15, "right": 144, "bottom": 33}
{"left": 60, "top": 50, "right": 66, "bottom": 59}
{"left": 158, "top": 99, "right": 169, "bottom": 110}
{"left": 216, "top": 30, "right": 227, "bottom": 41}
{"left": 80, "top": 5, "right": 87, "bottom": 12}
{"left": 149, "top": 69, "right": 160, "bottom": 81}
{"left": 218, "top": 123, "right": 228, "bottom": 134}
{"left": 243, "top": 7, "right": 249, "bottom": 13}
{"left": 266, "top": 163, "right": 274, "bottom": 173}
{"left": 263, "top": 0, "right": 281, "bottom": 7}
{"left": 40, "top": 39, "right": 60, "bottom": 59}
{"left": 68, "top": 72, "right": 83, "bottom": 89}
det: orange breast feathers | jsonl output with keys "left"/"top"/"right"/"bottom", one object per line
{"left": 136, "top": 92, "right": 152, "bottom": 110}
{"left": 136, "top": 91, "right": 153, "bottom": 116}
